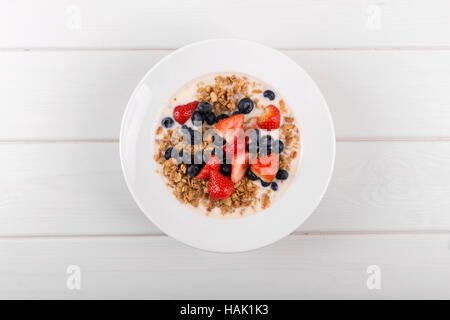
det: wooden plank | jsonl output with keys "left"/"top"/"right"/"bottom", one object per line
{"left": 1, "top": 234, "right": 449, "bottom": 299}
{"left": 2, "top": 0, "right": 450, "bottom": 48}
{"left": 1, "top": 141, "right": 450, "bottom": 236}
{"left": 2, "top": 50, "right": 450, "bottom": 139}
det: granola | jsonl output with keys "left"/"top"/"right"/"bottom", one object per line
{"left": 154, "top": 73, "right": 301, "bottom": 218}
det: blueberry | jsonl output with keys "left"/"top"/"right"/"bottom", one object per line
{"left": 164, "top": 147, "right": 173, "bottom": 160}
{"left": 237, "top": 98, "right": 254, "bottom": 114}
{"left": 191, "top": 111, "right": 203, "bottom": 126}
{"left": 232, "top": 110, "right": 241, "bottom": 116}
{"left": 187, "top": 164, "right": 203, "bottom": 176}
{"left": 212, "top": 133, "right": 225, "bottom": 146}
{"left": 263, "top": 90, "right": 275, "bottom": 101}
{"left": 175, "top": 149, "right": 190, "bottom": 164}
{"left": 272, "top": 140, "right": 284, "bottom": 154}
{"left": 194, "top": 150, "right": 204, "bottom": 164}
{"left": 247, "top": 129, "right": 260, "bottom": 154}
{"left": 204, "top": 112, "right": 216, "bottom": 125}
{"left": 276, "top": 169, "right": 289, "bottom": 180}
{"left": 277, "top": 140, "right": 285, "bottom": 153}
{"left": 161, "top": 117, "right": 174, "bottom": 128}
{"left": 198, "top": 102, "right": 212, "bottom": 114}
{"left": 261, "top": 180, "right": 271, "bottom": 187}
{"left": 247, "top": 169, "right": 259, "bottom": 181}
{"left": 181, "top": 126, "right": 192, "bottom": 143}
{"left": 216, "top": 114, "right": 229, "bottom": 122}
{"left": 270, "top": 181, "right": 279, "bottom": 191}
{"left": 220, "top": 163, "right": 232, "bottom": 176}
{"left": 260, "top": 135, "right": 273, "bottom": 147}
{"left": 259, "top": 135, "right": 273, "bottom": 155}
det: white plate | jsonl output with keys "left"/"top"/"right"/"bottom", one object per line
{"left": 120, "top": 39, "right": 335, "bottom": 253}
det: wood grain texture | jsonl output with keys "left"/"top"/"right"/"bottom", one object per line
{"left": 1, "top": 141, "right": 450, "bottom": 237}
{"left": 2, "top": 0, "right": 450, "bottom": 48}
{"left": 1, "top": 234, "right": 449, "bottom": 299}
{"left": 2, "top": 50, "right": 450, "bottom": 139}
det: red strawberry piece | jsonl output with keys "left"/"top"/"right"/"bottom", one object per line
{"left": 196, "top": 155, "right": 221, "bottom": 179}
{"left": 173, "top": 101, "right": 199, "bottom": 124}
{"left": 231, "top": 151, "right": 249, "bottom": 183}
{"left": 208, "top": 171, "right": 234, "bottom": 200}
{"left": 223, "top": 133, "right": 246, "bottom": 159}
{"left": 250, "top": 153, "right": 279, "bottom": 183}
{"left": 216, "top": 114, "right": 244, "bottom": 142}
{"left": 257, "top": 105, "right": 281, "bottom": 130}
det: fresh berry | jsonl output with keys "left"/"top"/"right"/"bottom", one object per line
{"left": 270, "top": 181, "right": 279, "bottom": 191}
{"left": 175, "top": 149, "right": 191, "bottom": 164}
{"left": 223, "top": 134, "right": 246, "bottom": 160}
{"left": 257, "top": 105, "right": 281, "bottom": 130}
{"left": 204, "top": 112, "right": 216, "bottom": 125}
{"left": 161, "top": 117, "right": 174, "bottom": 128}
{"left": 247, "top": 169, "right": 259, "bottom": 181}
{"left": 187, "top": 164, "right": 203, "bottom": 176}
{"left": 196, "top": 155, "right": 221, "bottom": 179}
{"left": 164, "top": 147, "right": 173, "bottom": 160}
{"left": 212, "top": 133, "right": 225, "bottom": 146}
{"left": 208, "top": 171, "right": 234, "bottom": 200}
{"left": 231, "top": 151, "right": 249, "bottom": 183}
{"left": 273, "top": 140, "right": 284, "bottom": 154}
{"left": 238, "top": 98, "right": 254, "bottom": 114}
{"left": 261, "top": 180, "right": 271, "bottom": 187}
{"left": 180, "top": 125, "right": 194, "bottom": 144}
{"left": 173, "top": 101, "right": 199, "bottom": 124}
{"left": 259, "top": 135, "right": 273, "bottom": 155}
{"left": 191, "top": 110, "right": 204, "bottom": 126}
{"left": 211, "top": 147, "right": 224, "bottom": 163}
{"left": 216, "top": 114, "right": 244, "bottom": 143}
{"left": 232, "top": 110, "right": 241, "bottom": 116}
{"left": 198, "top": 101, "right": 212, "bottom": 114}
{"left": 247, "top": 129, "right": 259, "bottom": 154}
{"left": 250, "top": 153, "right": 279, "bottom": 183}
{"left": 276, "top": 169, "right": 289, "bottom": 180}
{"left": 263, "top": 90, "right": 275, "bottom": 101}
{"left": 216, "top": 114, "right": 229, "bottom": 122}
{"left": 220, "top": 163, "right": 232, "bottom": 176}
{"left": 223, "top": 141, "right": 234, "bottom": 159}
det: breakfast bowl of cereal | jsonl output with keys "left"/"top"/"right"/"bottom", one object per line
{"left": 120, "top": 39, "right": 335, "bottom": 252}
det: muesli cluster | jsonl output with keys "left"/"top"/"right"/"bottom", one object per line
{"left": 154, "top": 73, "right": 300, "bottom": 217}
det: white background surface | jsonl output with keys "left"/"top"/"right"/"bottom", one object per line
{"left": 1, "top": 0, "right": 450, "bottom": 299}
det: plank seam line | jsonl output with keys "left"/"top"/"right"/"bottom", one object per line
{"left": 3, "top": 46, "right": 450, "bottom": 52}
{"left": 2, "top": 137, "right": 450, "bottom": 144}
{"left": 0, "top": 230, "right": 449, "bottom": 240}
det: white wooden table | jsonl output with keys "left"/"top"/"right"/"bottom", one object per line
{"left": 1, "top": 0, "right": 450, "bottom": 299}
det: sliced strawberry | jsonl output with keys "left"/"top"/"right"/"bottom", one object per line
{"left": 250, "top": 153, "right": 279, "bottom": 183}
{"left": 173, "top": 101, "right": 199, "bottom": 124}
{"left": 231, "top": 151, "right": 249, "bottom": 183}
{"left": 257, "top": 105, "right": 281, "bottom": 130}
{"left": 208, "top": 171, "right": 234, "bottom": 200}
{"left": 196, "top": 155, "right": 221, "bottom": 179}
{"left": 223, "top": 133, "right": 246, "bottom": 159}
{"left": 216, "top": 114, "right": 244, "bottom": 142}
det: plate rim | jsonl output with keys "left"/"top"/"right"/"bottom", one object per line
{"left": 119, "top": 38, "right": 336, "bottom": 253}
